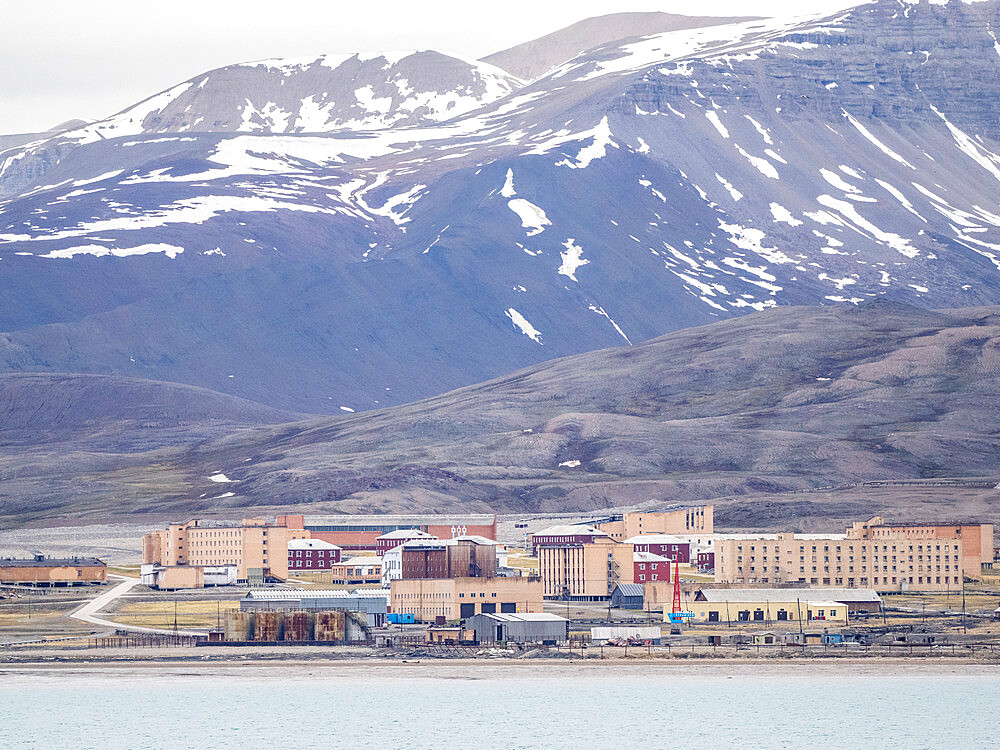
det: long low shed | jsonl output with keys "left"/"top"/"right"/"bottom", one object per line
{"left": 591, "top": 625, "right": 662, "bottom": 643}
{"left": 468, "top": 613, "right": 568, "bottom": 645}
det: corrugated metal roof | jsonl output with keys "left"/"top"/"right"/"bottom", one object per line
{"left": 613, "top": 583, "right": 645, "bottom": 597}
{"left": 475, "top": 612, "right": 567, "bottom": 623}
{"left": 697, "top": 588, "right": 881, "bottom": 603}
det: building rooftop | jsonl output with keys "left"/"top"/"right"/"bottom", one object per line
{"left": 336, "top": 556, "right": 382, "bottom": 567}
{"left": 613, "top": 583, "right": 645, "bottom": 598}
{"left": 474, "top": 612, "right": 568, "bottom": 623}
{"left": 533, "top": 524, "right": 609, "bottom": 538}
{"left": 634, "top": 551, "right": 671, "bottom": 563}
{"left": 288, "top": 539, "right": 341, "bottom": 551}
{"left": 0, "top": 557, "right": 105, "bottom": 568}
{"left": 696, "top": 588, "right": 881, "bottom": 603}
{"left": 244, "top": 588, "right": 388, "bottom": 601}
{"left": 625, "top": 534, "right": 688, "bottom": 545}
{"left": 305, "top": 514, "right": 496, "bottom": 526}
{"left": 377, "top": 529, "right": 438, "bottom": 540}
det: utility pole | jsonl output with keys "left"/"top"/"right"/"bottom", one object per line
{"left": 173, "top": 600, "right": 178, "bottom": 633}
{"left": 962, "top": 579, "right": 967, "bottom": 634}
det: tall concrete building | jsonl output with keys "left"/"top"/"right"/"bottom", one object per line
{"left": 390, "top": 576, "right": 544, "bottom": 621}
{"left": 141, "top": 516, "right": 309, "bottom": 582}
{"left": 714, "top": 532, "right": 963, "bottom": 592}
{"left": 537, "top": 537, "right": 634, "bottom": 601}
{"left": 847, "top": 516, "right": 993, "bottom": 579}
{"left": 595, "top": 506, "right": 713, "bottom": 541}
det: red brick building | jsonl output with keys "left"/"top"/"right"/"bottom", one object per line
{"left": 625, "top": 535, "right": 691, "bottom": 563}
{"left": 376, "top": 529, "right": 437, "bottom": 556}
{"left": 697, "top": 552, "right": 716, "bottom": 572}
{"left": 633, "top": 551, "right": 672, "bottom": 584}
{"left": 287, "top": 539, "right": 341, "bottom": 572}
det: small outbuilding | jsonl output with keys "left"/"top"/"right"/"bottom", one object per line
{"left": 467, "top": 612, "right": 568, "bottom": 645}
{"left": 610, "top": 583, "right": 645, "bottom": 610}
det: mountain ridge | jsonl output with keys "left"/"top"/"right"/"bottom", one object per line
{"left": 2, "top": 302, "right": 999, "bottom": 526}
{"left": 0, "top": 0, "right": 999, "bottom": 415}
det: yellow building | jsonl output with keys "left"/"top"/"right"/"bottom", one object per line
{"left": 714, "top": 532, "right": 963, "bottom": 592}
{"left": 537, "top": 537, "right": 634, "bottom": 600}
{"left": 596, "top": 505, "right": 713, "bottom": 541}
{"left": 142, "top": 517, "right": 309, "bottom": 582}
{"left": 390, "top": 576, "right": 544, "bottom": 622}
{"left": 684, "top": 589, "right": 868, "bottom": 624}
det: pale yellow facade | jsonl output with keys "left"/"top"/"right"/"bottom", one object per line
{"left": 715, "top": 533, "right": 963, "bottom": 592}
{"left": 847, "top": 516, "right": 992, "bottom": 579}
{"left": 687, "top": 598, "right": 848, "bottom": 625}
{"left": 537, "top": 538, "right": 634, "bottom": 600}
{"left": 597, "top": 506, "right": 713, "bottom": 541}
{"left": 390, "top": 577, "right": 544, "bottom": 621}
{"left": 142, "top": 518, "right": 309, "bottom": 581}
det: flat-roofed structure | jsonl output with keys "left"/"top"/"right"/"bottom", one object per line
{"left": 537, "top": 537, "right": 634, "bottom": 601}
{"left": 595, "top": 506, "right": 713, "bottom": 541}
{"left": 239, "top": 588, "right": 387, "bottom": 627}
{"left": 530, "top": 524, "right": 610, "bottom": 554}
{"left": 303, "top": 514, "right": 497, "bottom": 551}
{"left": 715, "top": 532, "right": 963, "bottom": 592}
{"left": 390, "top": 576, "right": 543, "bottom": 622}
{"left": 141, "top": 516, "right": 309, "bottom": 582}
{"left": 330, "top": 556, "right": 382, "bottom": 586}
{"left": 0, "top": 555, "right": 106, "bottom": 586}
{"left": 847, "top": 516, "right": 993, "bottom": 579}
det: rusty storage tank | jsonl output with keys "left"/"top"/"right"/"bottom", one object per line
{"left": 254, "top": 610, "right": 283, "bottom": 642}
{"left": 283, "top": 611, "right": 314, "bottom": 642}
{"left": 224, "top": 611, "right": 254, "bottom": 642}
{"left": 314, "top": 610, "right": 346, "bottom": 642}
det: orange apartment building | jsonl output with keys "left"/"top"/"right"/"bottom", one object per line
{"left": 141, "top": 515, "right": 310, "bottom": 582}
{"left": 390, "top": 576, "right": 544, "bottom": 621}
{"left": 714, "top": 532, "right": 964, "bottom": 592}
{"left": 537, "top": 537, "right": 635, "bottom": 600}
{"left": 595, "top": 505, "right": 713, "bottom": 541}
{"left": 847, "top": 516, "right": 993, "bottom": 579}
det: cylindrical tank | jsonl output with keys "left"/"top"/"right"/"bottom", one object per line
{"left": 283, "top": 611, "right": 313, "bottom": 642}
{"left": 254, "top": 610, "right": 283, "bottom": 642}
{"left": 224, "top": 611, "right": 254, "bottom": 642}
{"left": 315, "top": 610, "right": 346, "bottom": 643}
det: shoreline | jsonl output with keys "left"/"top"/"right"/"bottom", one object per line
{"left": 4, "top": 654, "right": 1000, "bottom": 676}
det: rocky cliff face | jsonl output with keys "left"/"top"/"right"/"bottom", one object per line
{"left": 0, "top": 1, "right": 999, "bottom": 414}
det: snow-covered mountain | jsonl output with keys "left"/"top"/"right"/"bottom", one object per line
{"left": 1, "top": 0, "right": 1000, "bottom": 413}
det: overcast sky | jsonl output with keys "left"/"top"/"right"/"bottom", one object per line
{"left": 0, "top": 0, "right": 864, "bottom": 134}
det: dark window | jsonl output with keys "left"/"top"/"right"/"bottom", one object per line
{"left": 460, "top": 603, "right": 475, "bottom": 619}
{"left": 500, "top": 602, "right": 516, "bottom": 613}
{"left": 481, "top": 603, "right": 496, "bottom": 614}
{"left": 708, "top": 611, "right": 719, "bottom": 622}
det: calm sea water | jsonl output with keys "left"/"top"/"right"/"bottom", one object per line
{"left": 0, "top": 664, "right": 996, "bottom": 749}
